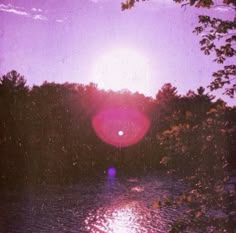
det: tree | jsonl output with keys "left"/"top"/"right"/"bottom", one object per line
{"left": 121, "top": 0, "right": 236, "bottom": 98}
{"left": 151, "top": 83, "right": 181, "bottom": 133}
{"left": 156, "top": 83, "right": 178, "bottom": 103}
{"left": 0, "top": 71, "right": 29, "bottom": 185}
{"left": 156, "top": 98, "right": 236, "bottom": 232}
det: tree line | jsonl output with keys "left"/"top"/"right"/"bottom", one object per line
{"left": 0, "top": 70, "right": 235, "bottom": 187}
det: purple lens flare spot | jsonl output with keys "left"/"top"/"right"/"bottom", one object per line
{"left": 107, "top": 167, "right": 116, "bottom": 176}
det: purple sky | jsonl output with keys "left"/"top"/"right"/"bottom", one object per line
{"left": 0, "top": 0, "right": 235, "bottom": 105}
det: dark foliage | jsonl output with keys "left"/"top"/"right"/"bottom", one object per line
{"left": 0, "top": 71, "right": 235, "bottom": 184}
{"left": 0, "top": 71, "right": 235, "bottom": 231}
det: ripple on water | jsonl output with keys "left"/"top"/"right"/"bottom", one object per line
{"left": 84, "top": 198, "right": 178, "bottom": 233}
{"left": 0, "top": 174, "right": 184, "bottom": 233}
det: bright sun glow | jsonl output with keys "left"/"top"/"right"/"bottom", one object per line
{"left": 91, "top": 48, "right": 151, "bottom": 94}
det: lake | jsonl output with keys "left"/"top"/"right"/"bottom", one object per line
{"left": 0, "top": 173, "right": 185, "bottom": 233}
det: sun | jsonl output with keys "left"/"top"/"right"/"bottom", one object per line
{"left": 91, "top": 48, "right": 151, "bottom": 94}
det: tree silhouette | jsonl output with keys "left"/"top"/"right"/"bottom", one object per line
{"left": 0, "top": 71, "right": 235, "bottom": 196}
{"left": 0, "top": 71, "right": 29, "bottom": 186}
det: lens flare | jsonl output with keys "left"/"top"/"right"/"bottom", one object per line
{"left": 92, "top": 107, "right": 150, "bottom": 147}
{"left": 107, "top": 167, "right": 116, "bottom": 176}
{"left": 118, "top": 130, "right": 124, "bottom": 136}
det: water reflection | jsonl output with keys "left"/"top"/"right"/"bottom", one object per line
{"left": 85, "top": 174, "right": 158, "bottom": 233}
{"left": 85, "top": 201, "right": 148, "bottom": 233}
{"left": 0, "top": 174, "right": 184, "bottom": 233}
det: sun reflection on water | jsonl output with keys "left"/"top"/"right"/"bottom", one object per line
{"left": 84, "top": 175, "right": 175, "bottom": 232}
{"left": 105, "top": 204, "right": 139, "bottom": 233}
{"left": 85, "top": 201, "right": 148, "bottom": 233}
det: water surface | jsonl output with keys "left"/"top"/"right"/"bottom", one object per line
{"left": 0, "top": 174, "right": 184, "bottom": 233}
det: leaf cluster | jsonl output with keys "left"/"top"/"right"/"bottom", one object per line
{"left": 157, "top": 101, "right": 236, "bottom": 232}
{"left": 121, "top": 0, "right": 236, "bottom": 97}
{"left": 194, "top": 15, "right": 236, "bottom": 97}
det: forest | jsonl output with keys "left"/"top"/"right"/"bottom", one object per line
{"left": 1, "top": 70, "right": 236, "bottom": 232}
{"left": 0, "top": 70, "right": 235, "bottom": 187}
{"left": 1, "top": 0, "right": 236, "bottom": 231}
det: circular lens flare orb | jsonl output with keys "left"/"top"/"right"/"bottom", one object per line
{"left": 92, "top": 107, "right": 150, "bottom": 147}
{"left": 107, "top": 167, "right": 116, "bottom": 176}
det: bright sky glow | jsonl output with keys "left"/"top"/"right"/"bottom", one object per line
{"left": 91, "top": 48, "right": 151, "bottom": 94}
{"left": 0, "top": 0, "right": 235, "bottom": 105}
